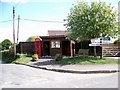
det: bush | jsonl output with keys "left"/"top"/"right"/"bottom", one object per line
{"left": 1, "top": 39, "right": 12, "bottom": 50}
{"left": 2, "top": 50, "right": 14, "bottom": 63}
{"left": 32, "top": 54, "right": 38, "bottom": 60}
{"left": 54, "top": 54, "right": 62, "bottom": 61}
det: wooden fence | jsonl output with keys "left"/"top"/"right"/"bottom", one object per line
{"left": 102, "top": 44, "right": 120, "bottom": 57}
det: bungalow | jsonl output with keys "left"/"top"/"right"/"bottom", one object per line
{"left": 18, "top": 30, "right": 76, "bottom": 57}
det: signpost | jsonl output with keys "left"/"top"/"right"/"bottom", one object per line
{"left": 89, "top": 38, "right": 103, "bottom": 58}
{"left": 89, "top": 38, "right": 102, "bottom": 46}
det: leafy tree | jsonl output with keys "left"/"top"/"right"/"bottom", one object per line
{"left": 66, "top": 1, "right": 118, "bottom": 57}
{"left": 114, "top": 38, "right": 120, "bottom": 44}
{"left": 1, "top": 39, "right": 12, "bottom": 50}
{"left": 26, "top": 36, "right": 39, "bottom": 42}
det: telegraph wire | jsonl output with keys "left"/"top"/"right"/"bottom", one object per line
{"left": 22, "top": 19, "right": 64, "bottom": 23}
{"left": 0, "top": 18, "right": 65, "bottom": 23}
{"left": 0, "top": 20, "right": 13, "bottom": 23}
{"left": 0, "top": 19, "right": 18, "bottom": 23}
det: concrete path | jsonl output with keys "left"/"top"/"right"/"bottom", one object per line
{"left": 26, "top": 58, "right": 119, "bottom": 74}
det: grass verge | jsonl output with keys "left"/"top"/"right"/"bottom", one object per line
{"left": 12, "top": 54, "right": 32, "bottom": 64}
{"left": 55, "top": 56, "right": 119, "bottom": 65}
{"left": 1, "top": 50, "right": 119, "bottom": 65}
{"left": 1, "top": 50, "right": 32, "bottom": 64}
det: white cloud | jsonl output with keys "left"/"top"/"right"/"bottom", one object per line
{"left": 0, "top": 0, "right": 27, "bottom": 3}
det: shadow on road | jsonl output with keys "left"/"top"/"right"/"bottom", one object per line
{"left": 32, "top": 59, "right": 64, "bottom": 66}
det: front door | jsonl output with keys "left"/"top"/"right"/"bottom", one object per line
{"left": 43, "top": 41, "right": 50, "bottom": 56}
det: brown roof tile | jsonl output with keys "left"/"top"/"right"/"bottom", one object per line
{"left": 48, "top": 30, "right": 68, "bottom": 36}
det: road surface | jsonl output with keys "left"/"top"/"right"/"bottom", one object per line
{"left": 0, "top": 64, "right": 118, "bottom": 88}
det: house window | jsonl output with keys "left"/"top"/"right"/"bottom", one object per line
{"left": 51, "top": 40, "right": 60, "bottom": 48}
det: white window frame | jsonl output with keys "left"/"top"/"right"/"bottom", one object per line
{"left": 51, "top": 40, "right": 60, "bottom": 48}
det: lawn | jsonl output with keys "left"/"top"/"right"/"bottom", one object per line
{"left": 55, "top": 56, "right": 119, "bottom": 65}
{"left": 1, "top": 50, "right": 32, "bottom": 64}
{"left": 1, "top": 50, "right": 119, "bottom": 65}
{"left": 12, "top": 54, "right": 32, "bottom": 64}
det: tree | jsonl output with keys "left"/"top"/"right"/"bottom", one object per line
{"left": 1, "top": 39, "right": 12, "bottom": 50}
{"left": 114, "top": 38, "right": 120, "bottom": 44}
{"left": 66, "top": 1, "right": 118, "bottom": 57}
{"left": 0, "top": 43, "right": 2, "bottom": 51}
{"left": 26, "top": 36, "right": 39, "bottom": 42}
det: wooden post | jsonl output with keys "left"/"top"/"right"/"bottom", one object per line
{"left": 17, "top": 15, "right": 20, "bottom": 44}
{"left": 70, "top": 40, "right": 73, "bottom": 57}
{"left": 99, "top": 45, "right": 102, "bottom": 59}
{"left": 13, "top": 6, "right": 16, "bottom": 58}
{"left": 74, "top": 43, "right": 75, "bottom": 56}
{"left": 94, "top": 46, "right": 97, "bottom": 57}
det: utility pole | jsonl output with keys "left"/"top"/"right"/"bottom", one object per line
{"left": 17, "top": 15, "right": 20, "bottom": 44}
{"left": 13, "top": 6, "right": 16, "bottom": 58}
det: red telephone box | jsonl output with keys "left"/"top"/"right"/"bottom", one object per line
{"left": 34, "top": 38, "right": 42, "bottom": 56}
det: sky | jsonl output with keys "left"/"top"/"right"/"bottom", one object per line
{"left": 0, "top": 0, "right": 119, "bottom": 43}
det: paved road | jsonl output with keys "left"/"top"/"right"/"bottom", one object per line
{"left": 0, "top": 60, "right": 2, "bottom": 64}
{"left": 0, "top": 64, "right": 118, "bottom": 88}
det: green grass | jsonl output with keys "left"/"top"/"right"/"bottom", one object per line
{"left": 12, "top": 55, "right": 32, "bottom": 64}
{"left": 1, "top": 50, "right": 119, "bottom": 65}
{"left": 1, "top": 50, "right": 32, "bottom": 64}
{"left": 55, "top": 56, "right": 119, "bottom": 65}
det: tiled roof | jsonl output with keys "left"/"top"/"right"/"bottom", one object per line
{"left": 48, "top": 30, "right": 68, "bottom": 36}
{"left": 40, "top": 35, "right": 66, "bottom": 39}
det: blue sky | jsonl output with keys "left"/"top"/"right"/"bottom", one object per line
{"left": 0, "top": 0, "right": 119, "bottom": 42}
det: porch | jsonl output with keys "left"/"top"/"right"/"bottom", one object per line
{"left": 40, "top": 36, "right": 75, "bottom": 57}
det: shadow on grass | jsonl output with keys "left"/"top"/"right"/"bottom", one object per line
{"left": 32, "top": 59, "right": 56, "bottom": 66}
{"left": 31, "top": 56, "right": 100, "bottom": 66}
{"left": 55, "top": 56, "right": 106, "bottom": 65}
{"left": 27, "top": 56, "right": 118, "bottom": 66}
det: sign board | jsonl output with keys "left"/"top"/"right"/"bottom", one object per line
{"left": 89, "top": 44, "right": 101, "bottom": 46}
{"left": 89, "top": 38, "right": 102, "bottom": 46}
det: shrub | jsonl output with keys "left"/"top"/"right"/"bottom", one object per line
{"left": 32, "top": 54, "right": 38, "bottom": 60}
{"left": 16, "top": 53, "right": 22, "bottom": 58}
{"left": 2, "top": 50, "right": 14, "bottom": 63}
{"left": 54, "top": 54, "right": 62, "bottom": 61}
{"left": 1, "top": 39, "right": 12, "bottom": 50}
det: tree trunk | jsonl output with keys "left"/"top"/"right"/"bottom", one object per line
{"left": 94, "top": 46, "right": 97, "bottom": 57}
{"left": 81, "top": 42, "right": 82, "bottom": 49}
{"left": 100, "top": 47, "right": 102, "bottom": 59}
